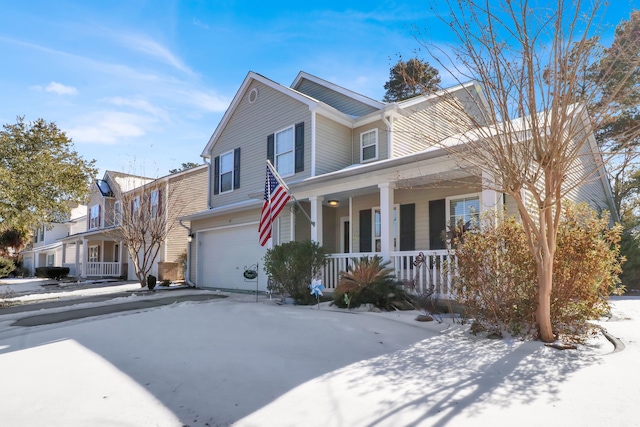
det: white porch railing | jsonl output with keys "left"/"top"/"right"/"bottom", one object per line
{"left": 86, "top": 262, "right": 121, "bottom": 277}
{"left": 323, "top": 250, "right": 455, "bottom": 300}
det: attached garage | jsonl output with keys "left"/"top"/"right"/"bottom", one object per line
{"left": 196, "top": 223, "right": 269, "bottom": 291}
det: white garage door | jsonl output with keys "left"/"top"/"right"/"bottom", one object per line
{"left": 198, "top": 224, "right": 268, "bottom": 291}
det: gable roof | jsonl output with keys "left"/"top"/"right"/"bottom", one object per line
{"left": 201, "top": 71, "right": 380, "bottom": 158}
{"left": 291, "top": 71, "right": 385, "bottom": 111}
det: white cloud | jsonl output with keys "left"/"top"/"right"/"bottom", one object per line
{"left": 118, "top": 33, "right": 193, "bottom": 75}
{"left": 184, "top": 90, "right": 230, "bottom": 112}
{"left": 67, "top": 111, "right": 155, "bottom": 144}
{"left": 46, "top": 82, "right": 78, "bottom": 96}
{"left": 103, "top": 97, "right": 169, "bottom": 121}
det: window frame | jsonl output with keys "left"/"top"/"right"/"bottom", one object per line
{"left": 114, "top": 201, "right": 122, "bottom": 226}
{"left": 89, "top": 205, "right": 101, "bottom": 230}
{"left": 88, "top": 245, "right": 100, "bottom": 263}
{"left": 445, "top": 193, "right": 481, "bottom": 232}
{"left": 150, "top": 190, "right": 160, "bottom": 218}
{"left": 372, "top": 204, "right": 399, "bottom": 252}
{"left": 219, "top": 150, "right": 234, "bottom": 194}
{"left": 46, "top": 253, "right": 55, "bottom": 267}
{"left": 131, "top": 196, "right": 140, "bottom": 218}
{"left": 275, "top": 125, "right": 295, "bottom": 177}
{"left": 360, "top": 128, "right": 379, "bottom": 163}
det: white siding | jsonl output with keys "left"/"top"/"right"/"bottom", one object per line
{"left": 315, "top": 115, "right": 353, "bottom": 175}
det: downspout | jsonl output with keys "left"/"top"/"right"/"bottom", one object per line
{"left": 179, "top": 219, "right": 196, "bottom": 287}
{"left": 205, "top": 157, "right": 212, "bottom": 209}
{"left": 381, "top": 113, "right": 393, "bottom": 158}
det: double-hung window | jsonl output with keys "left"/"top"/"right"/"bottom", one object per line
{"left": 89, "top": 205, "right": 101, "bottom": 230}
{"left": 46, "top": 254, "right": 54, "bottom": 267}
{"left": 219, "top": 151, "right": 234, "bottom": 193}
{"left": 114, "top": 201, "right": 122, "bottom": 226}
{"left": 361, "top": 129, "right": 378, "bottom": 162}
{"left": 150, "top": 190, "right": 160, "bottom": 218}
{"left": 131, "top": 196, "right": 140, "bottom": 218}
{"left": 275, "top": 126, "right": 294, "bottom": 177}
{"left": 373, "top": 206, "right": 398, "bottom": 252}
{"left": 448, "top": 194, "right": 480, "bottom": 231}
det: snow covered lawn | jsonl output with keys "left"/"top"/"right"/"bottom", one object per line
{"left": 0, "top": 294, "right": 638, "bottom": 426}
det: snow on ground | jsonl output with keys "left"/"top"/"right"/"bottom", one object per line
{"left": 0, "top": 288, "right": 639, "bottom": 426}
{"left": 0, "top": 277, "right": 141, "bottom": 303}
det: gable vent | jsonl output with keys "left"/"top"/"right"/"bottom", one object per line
{"left": 248, "top": 88, "right": 259, "bottom": 104}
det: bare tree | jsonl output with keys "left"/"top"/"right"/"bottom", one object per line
{"left": 107, "top": 180, "right": 182, "bottom": 288}
{"left": 412, "top": 1, "right": 640, "bottom": 342}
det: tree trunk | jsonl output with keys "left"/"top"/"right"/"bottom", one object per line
{"left": 536, "top": 249, "right": 555, "bottom": 342}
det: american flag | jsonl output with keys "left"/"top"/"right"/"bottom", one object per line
{"left": 258, "top": 164, "right": 290, "bottom": 246}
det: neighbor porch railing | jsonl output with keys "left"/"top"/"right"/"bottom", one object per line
{"left": 85, "top": 262, "right": 121, "bottom": 277}
{"left": 322, "top": 250, "right": 455, "bottom": 300}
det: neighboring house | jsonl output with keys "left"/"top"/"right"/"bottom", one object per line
{"left": 182, "top": 71, "right": 615, "bottom": 297}
{"left": 59, "top": 166, "right": 208, "bottom": 281}
{"left": 21, "top": 204, "right": 87, "bottom": 276}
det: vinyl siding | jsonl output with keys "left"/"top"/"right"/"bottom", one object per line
{"left": 295, "top": 79, "right": 379, "bottom": 117}
{"left": 393, "top": 93, "right": 478, "bottom": 158}
{"left": 564, "top": 136, "right": 612, "bottom": 214}
{"left": 165, "top": 167, "right": 209, "bottom": 264}
{"left": 352, "top": 121, "right": 389, "bottom": 163}
{"left": 209, "top": 80, "right": 311, "bottom": 208}
{"left": 315, "top": 114, "right": 352, "bottom": 175}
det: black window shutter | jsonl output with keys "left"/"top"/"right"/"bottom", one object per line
{"left": 267, "top": 134, "right": 275, "bottom": 164}
{"left": 233, "top": 148, "right": 241, "bottom": 189}
{"left": 429, "top": 199, "right": 446, "bottom": 250}
{"left": 359, "top": 209, "right": 372, "bottom": 253}
{"left": 399, "top": 203, "right": 415, "bottom": 251}
{"left": 213, "top": 156, "right": 220, "bottom": 195}
{"left": 295, "top": 122, "right": 304, "bottom": 173}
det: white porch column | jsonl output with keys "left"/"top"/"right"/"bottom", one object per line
{"left": 81, "top": 238, "right": 88, "bottom": 277}
{"left": 481, "top": 171, "right": 499, "bottom": 213}
{"left": 379, "top": 182, "right": 395, "bottom": 261}
{"left": 119, "top": 241, "right": 124, "bottom": 277}
{"left": 74, "top": 241, "right": 80, "bottom": 280}
{"left": 290, "top": 207, "right": 295, "bottom": 242}
{"left": 61, "top": 243, "right": 67, "bottom": 265}
{"left": 310, "top": 196, "right": 323, "bottom": 245}
{"left": 348, "top": 196, "right": 353, "bottom": 255}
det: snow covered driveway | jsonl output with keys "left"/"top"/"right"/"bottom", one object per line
{"left": 0, "top": 294, "right": 639, "bottom": 426}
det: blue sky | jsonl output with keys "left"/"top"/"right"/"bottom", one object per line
{"left": 1, "top": 1, "right": 637, "bottom": 177}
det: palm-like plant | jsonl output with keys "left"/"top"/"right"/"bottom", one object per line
{"left": 334, "top": 256, "right": 401, "bottom": 310}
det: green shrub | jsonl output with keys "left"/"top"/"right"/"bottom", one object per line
{"left": 160, "top": 279, "right": 171, "bottom": 287}
{"left": 333, "top": 256, "right": 410, "bottom": 310}
{"left": 263, "top": 240, "right": 328, "bottom": 304}
{"left": 451, "top": 203, "right": 622, "bottom": 342}
{"left": 0, "top": 257, "right": 15, "bottom": 278}
{"left": 35, "top": 266, "right": 69, "bottom": 280}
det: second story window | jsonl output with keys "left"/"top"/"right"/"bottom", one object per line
{"left": 219, "top": 152, "right": 234, "bottom": 193}
{"left": 39, "top": 227, "right": 44, "bottom": 241}
{"left": 89, "top": 205, "right": 101, "bottom": 230}
{"left": 275, "top": 127, "right": 294, "bottom": 177}
{"left": 150, "top": 190, "right": 161, "bottom": 218}
{"left": 114, "top": 201, "right": 122, "bottom": 226}
{"left": 131, "top": 196, "right": 140, "bottom": 218}
{"left": 361, "top": 129, "right": 378, "bottom": 162}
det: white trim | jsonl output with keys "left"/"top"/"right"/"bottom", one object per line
{"left": 311, "top": 110, "right": 316, "bottom": 177}
{"left": 340, "top": 216, "right": 349, "bottom": 253}
{"left": 372, "top": 203, "right": 399, "bottom": 253}
{"left": 290, "top": 208, "right": 295, "bottom": 242}
{"left": 360, "top": 128, "right": 379, "bottom": 163}
{"left": 274, "top": 125, "right": 295, "bottom": 178}
{"left": 446, "top": 192, "right": 481, "bottom": 228}
{"left": 291, "top": 71, "right": 385, "bottom": 109}
{"left": 218, "top": 149, "right": 235, "bottom": 194}
{"left": 202, "top": 72, "right": 321, "bottom": 157}
{"left": 195, "top": 220, "right": 260, "bottom": 235}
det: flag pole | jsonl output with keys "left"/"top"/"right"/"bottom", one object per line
{"left": 266, "top": 160, "right": 315, "bottom": 227}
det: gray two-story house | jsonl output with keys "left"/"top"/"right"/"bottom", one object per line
{"left": 183, "top": 71, "right": 615, "bottom": 296}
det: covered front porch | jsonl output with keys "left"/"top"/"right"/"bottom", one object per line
{"left": 283, "top": 158, "right": 511, "bottom": 299}
{"left": 61, "top": 231, "right": 127, "bottom": 279}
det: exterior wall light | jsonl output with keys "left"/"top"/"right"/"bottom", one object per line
{"left": 328, "top": 200, "right": 339, "bottom": 207}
